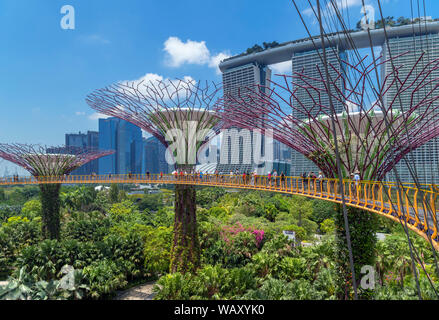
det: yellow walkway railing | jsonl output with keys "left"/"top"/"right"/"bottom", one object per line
{"left": 1, "top": 173, "right": 438, "bottom": 249}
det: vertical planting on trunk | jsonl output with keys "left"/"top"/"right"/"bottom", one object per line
{"left": 334, "top": 205, "right": 378, "bottom": 300}
{"left": 170, "top": 184, "right": 200, "bottom": 273}
{"left": 39, "top": 183, "right": 62, "bottom": 240}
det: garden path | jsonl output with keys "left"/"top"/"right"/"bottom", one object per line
{"left": 114, "top": 281, "right": 156, "bottom": 300}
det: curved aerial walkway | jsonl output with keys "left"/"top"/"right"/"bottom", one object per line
{"left": 1, "top": 173, "right": 438, "bottom": 249}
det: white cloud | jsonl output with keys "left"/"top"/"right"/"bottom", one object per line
{"left": 270, "top": 61, "right": 291, "bottom": 74}
{"left": 122, "top": 73, "right": 164, "bottom": 88}
{"left": 163, "top": 36, "right": 231, "bottom": 74}
{"left": 164, "top": 37, "right": 210, "bottom": 67}
{"left": 78, "top": 34, "right": 111, "bottom": 45}
{"left": 209, "top": 52, "right": 231, "bottom": 75}
{"left": 75, "top": 111, "right": 85, "bottom": 116}
{"left": 303, "top": 0, "right": 362, "bottom": 17}
{"left": 88, "top": 112, "right": 111, "bottom": 121}
{"left": 119, "top": 73, "right": 197, "bottom": 106}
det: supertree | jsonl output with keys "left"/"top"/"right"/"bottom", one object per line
{"left": 215, "top": 50, "right": 439, "bottom": 298}
{"left": 216, "top": 53, "right": 439, "bottom": 181}
{"left": 0, "top": 143, "right": 114, "bottom": 239}
{"left": 86, "top": 78, "right": 222, "bottom": 273}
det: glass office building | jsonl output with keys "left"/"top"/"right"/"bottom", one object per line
{"left": 217, "top": 62, "right": 272, "bottom": 174}
{"left": 65, "top": 131, "right": 99, "bottom": 175}
{"left": 382, "top": 33, "right": 439, "bottom": 184}
{"left": 98, "top": 117, "right": 143, "bottom": 175}
{"left": 290, "top": 47, "right": 347, "bottom": 177}
{"left": 142, "top": 136, "right": 170, "bottom": 174}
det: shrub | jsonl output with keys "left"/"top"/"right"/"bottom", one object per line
{"left": 143, "top": 226, "right": 172, "bottom": 275}
{"left": 153, "top": 272, "right": 195, "bottom": 300}
{"left": 283, "top": 224, "right": 306, "bottom": 242}
{"left": 320, "top": 218, "right": 335, "bottom": 234}
{"left": 241, "top": 277, "right": 324, "bottom": 300}
{"left": 196, "top": 188, "right": 226, "bottom": 209}
{"left": 138, "top": 193, "right": 163, "bottom": 212}
{"left": 259, "top": 234, "right": 297, "bottom": 257}
{"left": 21, "top": 200, "right": 42, "bottom": 219}
{"left": 102, "top": 233, "right": 146, "bottom": 279}
{"left": 220, "top": 267, "right": 257, "bottom": 299}
{"left": 192, "top": 265, "right": 257, "bottom": 299}
{"left": 275, "top": 256, "right": 311, "bottom": 281}
{"left": 62, "top": 215, "right": 111, "bottom": 242}
{"left": 0, "top": 205, "right": 22, "bottom": 223}
{"left": 208, "top": 206, "right": 229, "bottom": 220}
{"left": 263, "top": 203, "right": 278, "bottom": 222}
{"left": 144, "top": 207, "right": 174, "bottom": 227}
{"left": 16, "top": 239, "right": 88, "bottom": 279}
{"left": 249, "top": 252, "right": 278, "bottom": 279}
{"left": 153, "top": 265, "right": 257, "bottom": 300}
{"left": 0, "top": 265, "right": 89, "bottom": 300}
{"left": 221, "top": 223, "right": 265, "bottom": 248}
{"left": 313, "top": 268, "right": 337, "bottom": 299}
{"left": 0, "top": 216, "right": 42, "bottom": 275}
{"left": 83, "top": 259, "right": 127, "bottom": 299}
{"left": 108, "top": 200, "right": 138, "bottom": 222}
{"left": 241, "top": 277, "right": 294, "bottom": 300}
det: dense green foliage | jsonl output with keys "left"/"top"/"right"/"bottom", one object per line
{"left": 0, "top": 185, "right": 438, "bottom": 300}
{"left": 334, "top": 206, "right": 379, "bottom": 299}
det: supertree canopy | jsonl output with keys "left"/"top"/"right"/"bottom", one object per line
{"left": 86, "top": 78, "right": 222, "bottom": 170}
{"left": 0, "top": 143, "right": 114, "bottom": 177}
{"left": 215, "top": 51, "right": 439, "bottom": 299}
{"left": 86, "top": 78, "right": 222, "bottom": 274}
{"left": 0, "top": 143, "right": 114, "bottom": 239}
{"left": 216, "top": 53, "right": 439, "bottom": 181}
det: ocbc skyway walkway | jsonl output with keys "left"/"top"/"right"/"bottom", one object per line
{"left": 1, "top": 173, "right": 438, "bottom": 249}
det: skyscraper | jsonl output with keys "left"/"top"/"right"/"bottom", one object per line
{"left": 65, "top": 131, "right": 99, "bottom": 175}
{"left": 143, "top": 136, "right": 170, "bottom": 174}
{"left": 98, "top": 117, "right": 143, "bottom": 175}
{"left": 382, "top": 33, "right": 439, "bottom": 183}
{"left": 290, "top": 47, "right": 347, "bottom": 176}
{"left": 217, "top": 62, "right": 272, "bottom": 174}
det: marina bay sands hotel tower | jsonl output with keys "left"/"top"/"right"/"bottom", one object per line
{"left": 218, "top": 21, "right": 439, "bottom": 184}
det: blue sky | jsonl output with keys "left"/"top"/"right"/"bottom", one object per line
{"left": 0, "top": 0, "right": 434, "bottom": 174}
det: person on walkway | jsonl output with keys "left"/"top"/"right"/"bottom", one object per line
{"left": 301, "top": 172, "right": 308, "bottom": 190}
{"left": 317, "top": 171, "right": 324, "bottom": 192}
{"left": 309, "top": 171, "right": 316, "bottom": 191}
{"left": 273, "top": 170, "right": 278, "bottom": 188}
{"left": 160, "top": 171, "right": 163, "bottom": 180}
{"left": 268, "top": 171, "right": 272, "bottom": 187}
{"left": 353, "top": 171, "right": 361, "bottom": 198}
{"left": 280, "top": 171, "right": 286, "bottom": 189}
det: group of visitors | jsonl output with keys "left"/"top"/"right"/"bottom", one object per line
{"left": 301, "top": 171, "right": 325, "bottom": 191}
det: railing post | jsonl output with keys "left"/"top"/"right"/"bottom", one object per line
{"left": 431, "top": 193, "right": 438, "bottom": 240}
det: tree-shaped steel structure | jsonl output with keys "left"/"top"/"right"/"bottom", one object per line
{"left": 0, "top": 143, "right": 114, "bottom": 239}
{"left": 86, "top": 78, "right": 222, "bottom": 273}
{"left": 216, "top": 53, "right": 439, "bottom": 181}
{"left": 216, "top": 50, "right": 439, "bottom": 298}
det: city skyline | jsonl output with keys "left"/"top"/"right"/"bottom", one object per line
{"left": 0, "top": 0, "right": 430, "bottom": 175}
